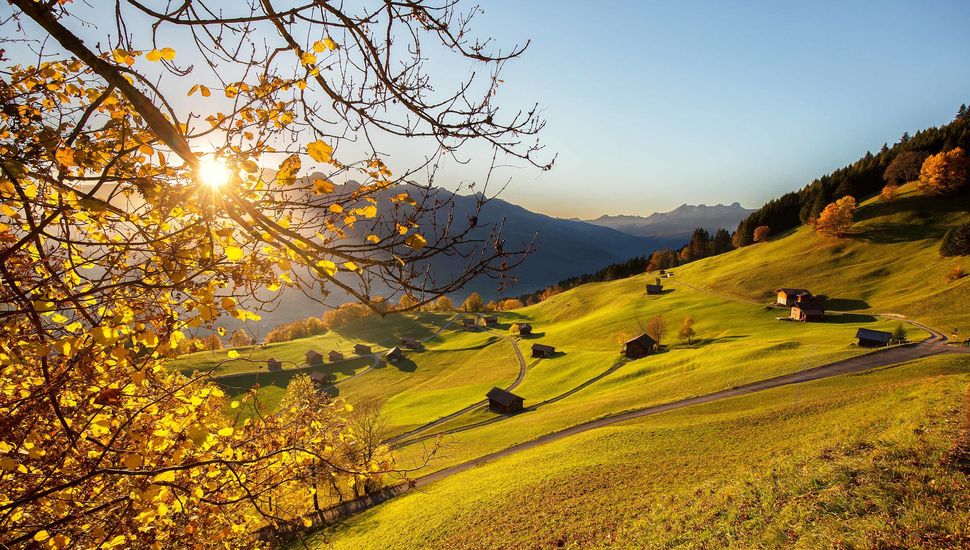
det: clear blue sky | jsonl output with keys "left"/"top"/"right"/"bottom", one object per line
{"left": 452, "top": 0, "right": 970, "bottom": 218}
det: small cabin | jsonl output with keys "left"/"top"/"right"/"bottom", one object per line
{"left": 483, "top": 316, "right": 498, "bottom": 326}
{"left": 514, "top": 323, "right": 533, "bottom": 336}
{"left": 665, "top": 271, "right": 674, "bottom": 278}
{"left": 400, "top": 337, "right": 422, "bottom": 350}
{"left": 266, "top": 358, "right": 282, "bottom": 371}
{"left": 646, "top": 284, "right": 663, "bottom": 295}
{"left": 776, "top": 288, "right": 813, "bottom": 306}
{"left": 354, "top": 344, "right": 372, "bottom": 355}
{"left": 385, "top": 347, "right": 404, "bottom": 363}
{"left": 855, "top": 328, "right": 892, "bottom": 347}
{"left": 305, "top": 349, "right": 324, "bottom": 367}
{"left": 659, "top": 269, "right": 666, "bottom": 276}
{"left": 309, "top": 371, "right": 331, "bottom": 385}
{"left": 328, "top": 350, "right": 344, "bottom": 362}
{"left": 462, "top": 318, "right": 478, "bottom": 331}
{"left": 790, "top": 303, "right": 825, "bottom": 322}
{"left": 624, "top": 333, "right": 657, "bottom": 359}
{"left": 486, "top": 387, "right": 524, "bottom": 414}
{"left": 531, "top": 343, "right": 556, "bottom": 358}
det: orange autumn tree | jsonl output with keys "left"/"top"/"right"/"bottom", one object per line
{"left": 814, "top": 196, "right": 858, "bottom": 238}
{"left": 919, "top": 147, "right": 969, "bottom": 195}
{"left": 0, "top": 1, "right": 547, "bottom": 548}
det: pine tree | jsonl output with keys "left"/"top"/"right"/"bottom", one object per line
{"left": 956, "top": 104, "right": 968, "bottom": 122}
{"left": 712, "top": 228, "right": 733, "bottom": 254}
{"left": 939, "top": 222, "right": 970, "bottom": 257}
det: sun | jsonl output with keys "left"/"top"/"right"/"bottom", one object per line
{"left": 198, "top": 157, "right": 231, "bottom": 189}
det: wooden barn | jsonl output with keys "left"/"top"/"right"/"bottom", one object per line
{"left": 646, "top": 284, "right": 663, "bottom": 295}
{"left": 328, "top": 350, "right": 344, "bottom": 362}
{"left": 776, "top": 288, "right": 813, "bottom": 306}
{"left": 462, "top": 318, "right": 478, "bottom": 331}
{"left": 400, "top": 337, "right": 422, "bottom": 350}
{"left": 514, "top": 323, "right": 533, "bottom": 336}
{"left": 305, "top": 349, "right": 324, "bottom": 367}
{"left": 790, "top": 302, "right": 825, "bottom": 322}
{"left": 309, "top": 371, "right": 331, "bottom": 385}
{"left": 354, "top": 343, "right": 372, "bottom": 355}
{"left": 855, "top": 328, "right": 892, "bottom": 347}
{"left": 486, "top": 387, "right": 524, "bottom": 414}
{"left": 483, "top": 316, "right": 498, "bottom": 326}
{"left": 266, "top": 358, "right": 282, "bottom": 371}
{"left": 531, "top": 343, "right": 556, "bottom": 358}
{"left": 624, "top": 334, "right": 657, "bottom": 359}
{"left": 385, "top": 347, "right": 404, "bottom": 363}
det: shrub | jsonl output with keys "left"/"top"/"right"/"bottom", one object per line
{"left": 945, "top": 265, "right": 966, "bottom": 283}
{"left": 939, "top": 223, "right": 970, "bottom": 257}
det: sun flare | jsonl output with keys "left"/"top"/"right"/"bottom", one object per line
{"left": 198, "top": 157, "right": 230, "bottom": 189}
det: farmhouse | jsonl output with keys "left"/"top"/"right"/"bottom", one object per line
{"left": 514, "top": 323, "right": 533, "bottom": 335}
{"left": 400, "top": 337, "right": 422, "bottom": 350}
{"left": 486, "top": 387, "right": 524, "bottom": 414}
{"left": 855, "top": 328, "right": 893, "bottom": 347}
{"left": 354, "top": 343, "right": 372, "bottom": 355}
{"left": 328, "top": 350, "right": 344, "bottom": 362}
{"left": 305, "top": 349, "right": 324, "bottom": 366}
{"left": 266, "top": 358, "right": 282, "bottom": 371}
{"left": 776, "top": 288, "right": 813, "bottom": 306}
{"left": 309, "top": 371, "right": 330, "bottom": 385}
{"left": 483, "top": 315, "right": 498, "bottom": 326}
{"left": 645, "top": 284, "right": 663, "bottom": 295}
{"left": 790, "top": 302, "right": 825, "bottom": 322}
{"left": 624, "top": 334, "right": 657, "bottom": 359}
{"left": 462, "top": 318, "right": 478, "bottom": 330}
{"left": 385, "top": 347, "right": 404, "bottom": 363}
{"left": 531, "top": 343, "right": 556, "bottom": 358}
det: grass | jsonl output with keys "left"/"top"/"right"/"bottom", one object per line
{"left": 310, "top": 355, "right": 970, "bottom": 549}
{"left": 674, "top": 182, "right": 970, "bottom": 336}
{"left": 167, "top": 312, "right": 451, "bottom": 377}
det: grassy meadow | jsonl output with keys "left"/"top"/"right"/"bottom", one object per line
{"left": 311, "top": 355, "right": 970, "bottom": 549}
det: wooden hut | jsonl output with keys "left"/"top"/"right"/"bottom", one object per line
{"left": 514, "top": 323, "right": 533, "bottom": 336}
{"left": 309, "top": 371, "right": 330, "bottom": 385}
{"left": 855, "top": 328, "right": 892, "bottom": 347}
{"left": 305, "top": 349, "right": 324, "bottom": 367}
{"left": 776, "top": 288, "right": 813, "bottom": 306}
{"left": 328, "top": 350, "right": 344, "bottom": 362}
{"left": 400, "top": 336, "right": 422, "bottom": 350}
{"left": 646, "top": 284, "right": 663, "bottom": 295}
{"left": 462, "top": 318, "right": 478, "bottom": 331}
{"left": 354, "top": 343, "right": 372, "bottom": 355}
{"left": 384, "top": 347, "right": 404, "bottom": 363}
{"left": 483, "top": 315, "right": 498, "bottom": 326}
{"left": 266, "top": 358, "right": 282, "bottom": 371}
{"left": 486, "top": 387, "right": 524, "bottom": 414}
{"left": 790, "top": 302, "right": 825, "bottom": 322}
{"left": 623, "top": 334, "right": 657, "bottom": 359}
{"left": 531, "top": 343, "right": 556, "bottom": 358}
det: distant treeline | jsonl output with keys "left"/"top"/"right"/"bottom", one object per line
{"left": 733, "top": 105, "right": 970, "bottom": 244}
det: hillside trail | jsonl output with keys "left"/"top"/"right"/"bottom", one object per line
{"left": 305, "top": 280, "right": 968, "bottom": 528}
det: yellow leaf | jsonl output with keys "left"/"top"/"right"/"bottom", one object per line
{"left": 225, "top": 246, "right": 244, "bottom": 262}
{"left": 34, "top": 531, "right": 50, "bottom": 542}
{"left": 200, "top": 85, "right": 211, "bottom": 97}
{"left": 217, "top": 427, "right": 233, "bottom": 437}
{"left": 366, "top": 235, "right": 380, "bottom": 243}
{"left": 328, "top": 204, "right": 343, "bottom": 213}
{"left": 146, "top": 49, "right": 162, "bottom": 62}
{"left": 160, "top": 47, "right": 176, "bottom": 60}
{"left": 313, "top": 178, "right": 335, "bottom": 194}
{"left": 152, "top": 470, "right": 176, "bottom": 483}
{"left": 362, "top": 205, "right": 377, "bottom": 218}
{"left": 405, "top": 234, "right": 427, "bottom": 249}
{"left": 301, "top": 51, "right": 317, "bottom": 66}
{"left": 187, "top": 84, "right": 199, "bottom": 96}
{"left": 307, "top": 140, "right": 333, "bottom": 163}
{"left": 316, "top": 260, "right": 337, "bottom": 277}
{"left": 227, "top": 350, "right": 240, "bottom": 359}
{"left": 55, "top": 147, "right": 75, "bottom": 166}
{"left": 122, "top": 453, "right": 142, "bottom": 469}
{"left": 343, "top": 261, "right": 359, "bottom": 272}
{"left": 231, "top": 401, "right": 240, "bottom": 409}
{"left": 324, "top": 37, "right": 338, "bottom": 51}
{"left": 303, "top": 517, "right": 313, "bottom": 528}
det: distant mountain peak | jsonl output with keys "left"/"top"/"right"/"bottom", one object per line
{"left": 585, "top": 202, "right": 755, "bottom": 239}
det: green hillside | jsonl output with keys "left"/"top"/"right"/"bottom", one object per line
{"left": 315, "top": 355, "right": 969, "bottom": 549}
{"left": 677, "top": 182, "right": 970, "bottom": 335}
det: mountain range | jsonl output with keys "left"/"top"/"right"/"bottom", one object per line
{"left": 584, "top": 202, "right": 755, "bottom": 240}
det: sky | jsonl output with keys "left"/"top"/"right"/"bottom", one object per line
{"left": 7, "top": 1, "right": 970, "bottom": 219}
{"left": 448, "top": 0, "right": 970, "bottom": 218}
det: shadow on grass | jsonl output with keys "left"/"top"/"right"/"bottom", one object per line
{"left": 822, "top": 312, "right": 877, "bottom": 324}
{"left": 818, "top": 297, "right": 870, "bottom": 311}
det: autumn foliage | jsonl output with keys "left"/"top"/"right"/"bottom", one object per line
{"left": 814, "top": 196, "right": 858, "bottom": 238}
{"left": 919, "top": 147, "right": 969, "bottom": 195}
